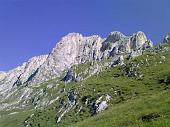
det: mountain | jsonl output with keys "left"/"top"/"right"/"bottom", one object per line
{"left": 21, "top": 31, "right": 152, "bottom": 85}
{"left": 0, "top": 31, "right": 169, "bottom": 127}
{"left": 0, "top": 31, "right": 151, "bottom": 102}
{"left": 0, "top": 31, "right": 151, "bottom": 95}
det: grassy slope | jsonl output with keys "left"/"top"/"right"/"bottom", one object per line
{"left": 72, "top": 91, "right": 170, "bottom": 127}
{"left": 0, "top": 109, "right": 33, "bottom": 127}
{"left": 0, "top": 47, "right": 170, "bottom": 127}
{"left": 70, "top": 51, "right": 170, "bottom": 127}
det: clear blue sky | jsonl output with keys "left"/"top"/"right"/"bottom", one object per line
{"left": 0, "top": 0, "right": 170, "bottom": 71}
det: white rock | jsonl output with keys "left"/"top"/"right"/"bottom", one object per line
{"left": 106, "top": 95, "right": 111, "bottom": 102}
{"left": 49, "top": 97, "right": 59, "bottom": 105}
{"left": 8, "top": 112, "right": 19, "bottom": 115}
{"left": 160, "top": 56, "right": 166, "bottom": 62}
{"left": 97, "top": 101, "right": 108, "bottom": 113}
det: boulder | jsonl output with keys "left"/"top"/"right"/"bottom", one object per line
{"left": 68, "top": 90, "right": 77, "bottom": 106}
{"left": 97, "top": 101, "right": 108, "bottom": 113}
{"left": 62, "top": 68, "right": 76, "bottom": 83}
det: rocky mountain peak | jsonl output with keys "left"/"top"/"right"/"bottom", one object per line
{"left": 28, "top": 33, "right": 104, "bottom": 85}
{"left": 130, "top": 31, "right": 149, "bottom": 50}
{"left": 60, "top": 33, "right": 83, "bottom": 43}
{"left": 105, "top": 31, "right": 126, "bottom": 43}
{"left": 132, "top": 31, "right": 147, "bottom": 42}
{"left": 163, "top": 33, "right": 170, "bottom": 44}
{"left": 0, "top": 31, "right": 153, "bottom": 98}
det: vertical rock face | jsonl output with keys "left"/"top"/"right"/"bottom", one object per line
{"left": 163, "top": 33, "right": 170, "bottom": 44}
{"left": 105, "top": 31, "right": 126, "bottom": 43}
{"left": 101, "top": 31, "right": 151, "bottom": 59}
{"left": 0, "top": 55, "right": 47, "bottom": 94}
{"left": 101, "top": 31, "right": 131, "bottom": 58}
{"left": 130, "top": 31, "right": 148, "bottom": 50}
{"left": 29, "top": 33, "right": 104, "bottom": 85}
{"left": 0, "top": 31, "right": 152, "bottom": 96}
{"left": 0, "top": 72, "right": 6, "bottom": 80}
{"left": 62, "top": 68, "right": 76, "bottom": 83}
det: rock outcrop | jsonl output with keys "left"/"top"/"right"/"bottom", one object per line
{"left": 163, "top": 33, "right": 170, "bottom": 44}
{"left": 0, "top": 55, "right": 47, "bottom": 97}
{"left": 29, "top": 33, "right": 104, "bottom": 85}
{"left": 62, "top": 68, "right": 76, "bottom": 82}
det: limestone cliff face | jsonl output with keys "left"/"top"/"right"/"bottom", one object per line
{"left": 0, "top": 31, "right": 152, "bottom": 95}
{"left": 101, "top": 31, "right": 151, "bottom": 58}
{"left": 28, "top": 33, "right": 104, "bottom": 85}
{"left": 0, "top": 55, "right": 47, "bottom": 94}
{"left": 163, "top": 33, "right": 170, "bottom": 44}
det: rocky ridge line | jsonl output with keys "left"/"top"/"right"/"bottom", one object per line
{"left": 0, "top": 31, "right": 152, "bottom": 99}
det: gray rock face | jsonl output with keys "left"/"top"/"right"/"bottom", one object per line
{"left": 163, "top": 33, "right": 170, "bottom": 44}
{"left": 0, "top": 31, "right": 152, "bottom": 102}
{"left": 33, "top": 31, "right": 150, "bottom": 86}
{"left": 62, "top": 68, "right": 76, "bottom": 82}
{"left": 29, "top": 33, "right": 104, "bottom": 85}
{"left": 101, "top": 31, "right": 150, "bottom": 59}
{"left": 130, "top": 31, "right": 148, "bottom": 50}
{"left": 68, "top": 90, "right": 77, "bottom": 106}
{"left": 0, "top": 55, "right": 47, "bottom": 96}
{"left": 112, "top": 55, "right": 124, "bottom": 67}
{"left": 105, "top": 31, "right": 126, "bottom": 43}
{"left": 90, "top": 95, "right": 111, "bottom": 114}
{"left": 0, "top": 72, "right": 6, "bottom": 82}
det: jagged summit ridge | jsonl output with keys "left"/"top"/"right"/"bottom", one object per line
{"left": 31, "top": 31, "right": 150, "bottom": 85}
{"left": 0, "top": 31, "right": 152, "bottom": 98}
{"left": 29, "top": 33, "right": 104, "bottom": 85}
{"left": 105, "top": 31, "right": 126, "bottom": 43}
